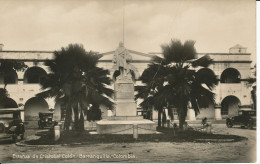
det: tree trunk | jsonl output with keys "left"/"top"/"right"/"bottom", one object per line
{"left": 158, "top": 109, "right": 162, "bottom": 128}
{"left": 73, "top": 105, "right": 79, "bottom": 131}
{"left": 251, "top": 89, "right": 256, "bottom": 110}
{"left": 78, "top": 104, "right": 85, "bottom": 131}
{"left": 64, "top": 105, "right": 72, "bottom": 130}
{"left": 168, "top": 108, "right": 174, "bottom": 120}
{"left": 178, "top": 105, "right": 188, "bottom": 130}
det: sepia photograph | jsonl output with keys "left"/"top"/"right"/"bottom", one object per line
{"left": 0, "top": 0, "right": 257, "bottom": 163}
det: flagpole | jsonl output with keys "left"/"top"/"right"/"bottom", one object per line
{"left": 123, "top": 0, "right": 125, "bottom": 44}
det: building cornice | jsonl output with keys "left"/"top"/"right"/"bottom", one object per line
{"left": 149, "top": 52, "right": 251, "bottom": 56}
{"left": 0, "top": 59, "right": 251, "bottom": 63}
{"left": 1, "top": 50, "right": 251, "bottom": 55}
{"left": 0, "top": 50, "right": 53, "bottom": 53}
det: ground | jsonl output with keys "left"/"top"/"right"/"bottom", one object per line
{"left": 0, "top": 124, "right": 256, "bottom": 163}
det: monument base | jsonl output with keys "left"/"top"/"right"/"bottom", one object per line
{"left": 96, "top": 118, "right": 157, "bottom": 134}
{"left": 115, "top": 100, "right": 137, "bottom": 116}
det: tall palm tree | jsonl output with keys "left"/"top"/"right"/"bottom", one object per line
{"left": 136, "top": 39, "right": 217, "bottom": 129}
{"left": 37, "top": 44, "right": 114, "bottom": 131}
{"left": 135, "top": 63, "right": 168, "bottom": 127}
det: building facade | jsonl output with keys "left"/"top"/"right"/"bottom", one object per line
{"left": 0, "top": 44, "right": 253, "bottom": 128}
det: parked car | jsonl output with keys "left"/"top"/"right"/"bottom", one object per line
{"left": 0, "top": 108, "right": 25, "bottom": 143}
{"left": 38, "top": 112, "right": 56, "bottom": 129}
{"left": 226, "top": 110, "right": 256, "bottom": 129}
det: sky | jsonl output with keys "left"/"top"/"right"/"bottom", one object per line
{"left": 0, "top": 0, "right": 256, "bottom": 62}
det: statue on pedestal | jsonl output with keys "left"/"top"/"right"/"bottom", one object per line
{"left": 96, "top": 42, "right": 156, "bottom": 134}
{"left": 112, "top": 42, "right": 133, "bottom": 79}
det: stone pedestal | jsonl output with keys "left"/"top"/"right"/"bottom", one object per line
{"left": 96, "top": 119, "right": 156, "bottom": 134}
{"left": 114, "top": 75, "right": 136, "bottom": 116}
{"left": 96, "top": 73, "right": 156, "bottom": 134}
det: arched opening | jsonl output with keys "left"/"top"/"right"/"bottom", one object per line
{"left": 24, "top": 67, "right": 47, "bottom": 84}
{"left": 0, "top": 97, "right": 18, "bottom": 108}
{"left": 221, "top": 96, "right": 241, "bottom": 117}
{"left": 24, "top": 97, "right": 49, "bottom": 124}
{"left": 220, "top": 68, "right": 241, "bottom": 83}
{"left": 0, "top": 69, "right": 18, "bottom": 84}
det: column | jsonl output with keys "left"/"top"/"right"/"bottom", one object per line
{"left": 187, "top": 108, "right": 196, "bottom": 121}
{"left": 45, "top": 97, "right": 55, "bottom": 110}
{"left": 215, "top": 107, "right": 222, "bottom": 120}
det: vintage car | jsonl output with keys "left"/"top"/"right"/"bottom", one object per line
{"left": 0, "top": 108, "right": 25, "bottom": 143}
{"left": 38, "top": 112, "right": 56, "bottom": 129}
{"left": 226, "top": 110, "right": 256, "bottom": 129}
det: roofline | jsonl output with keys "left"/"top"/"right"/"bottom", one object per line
{"left": 100, "top": 49, "right": 155, "bottom": 58}
{"left": 0, "top": 58, "right": 252, "bottom": 63}
{"left": 128, "top": 49, "right": 155, "bottom": 57}
{"left": 0, "top": 50, "right": 251, "bottom": 55}
{"left": 0, "top": 50, "right": 53, "bottom": 53}
{"left": 98, "top": 60, "right": 251, "bottom": 63}
{"left": 148, "top": 52, "right": 251, "bottom": 55}
{"left": 100, "top": 51, "right": 115, "bottom": 56}
{"left": 229, "top": 46, "right": 247, "bottom": 49}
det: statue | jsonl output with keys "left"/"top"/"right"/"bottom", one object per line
{"left": 113, "top": 42, "right": 132, "bottom": 77}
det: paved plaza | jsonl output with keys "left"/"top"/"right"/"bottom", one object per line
{"left": 0, "top": 124, "right": 256, "bottom": 163}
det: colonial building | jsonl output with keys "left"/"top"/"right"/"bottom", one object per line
{"left": 0, "top": 44, "right": 253, "bottom": 128}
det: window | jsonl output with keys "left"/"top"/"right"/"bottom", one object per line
{"left": 220, "top": 68, "right": 241, "bottom": 83}
{"left": 24, "top": 67, "right": 47, "bottom": 84}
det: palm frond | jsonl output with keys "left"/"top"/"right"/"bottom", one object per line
{"left": 0, "top": 59, "right": 27, "bottom": 72}
{"left": 0, "top": 88, "right": 9, "bottom": 99}
{"left": 161, "top": 39, "right": 197, "bottom": 64}
{"left": 195, "top": 68, "right": 218, "bottom": 89}
{"left": 135, "top": 85, "right": 150, "bottom": 100}
{"left": 139, "top": 96, "right": 154, "bottom": 110}
{"left": 151, "top": 56, "right": 167, "bottom": 65}
{"left": 191, "top": 84, "right": 215, "bottom": 109}
{"left": 38, "top": 44, "right": 114, "bottom": 112}
{"left": 192, "top": 54, "right": 213, "bottom": 68}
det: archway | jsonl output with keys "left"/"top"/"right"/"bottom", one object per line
{"left": 24, "top": 97, "right": 49, "bottom": 128}
{"left": 24, "top": 67, "right": 47, "bottom": 84}
{"left": 0, "top": 69, "right": 18, "bottom": 84}
{"left": 0, "top": 97, "right": 18, "bottom": 108}
{"left": 220, "top": 68, "right": 241, "bottom": 83}
{"left": 221, "top": 96, "right": 241, "bottom": 118}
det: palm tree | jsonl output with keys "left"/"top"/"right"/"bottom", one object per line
{"left": 136, "top": 39, "right": 217, "bottom": 130}
{"left": 135, "top": 64, "right": 168, "bottom": 127}
{"left": 37, "top": 44, "right": 114, "bottom": 131}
